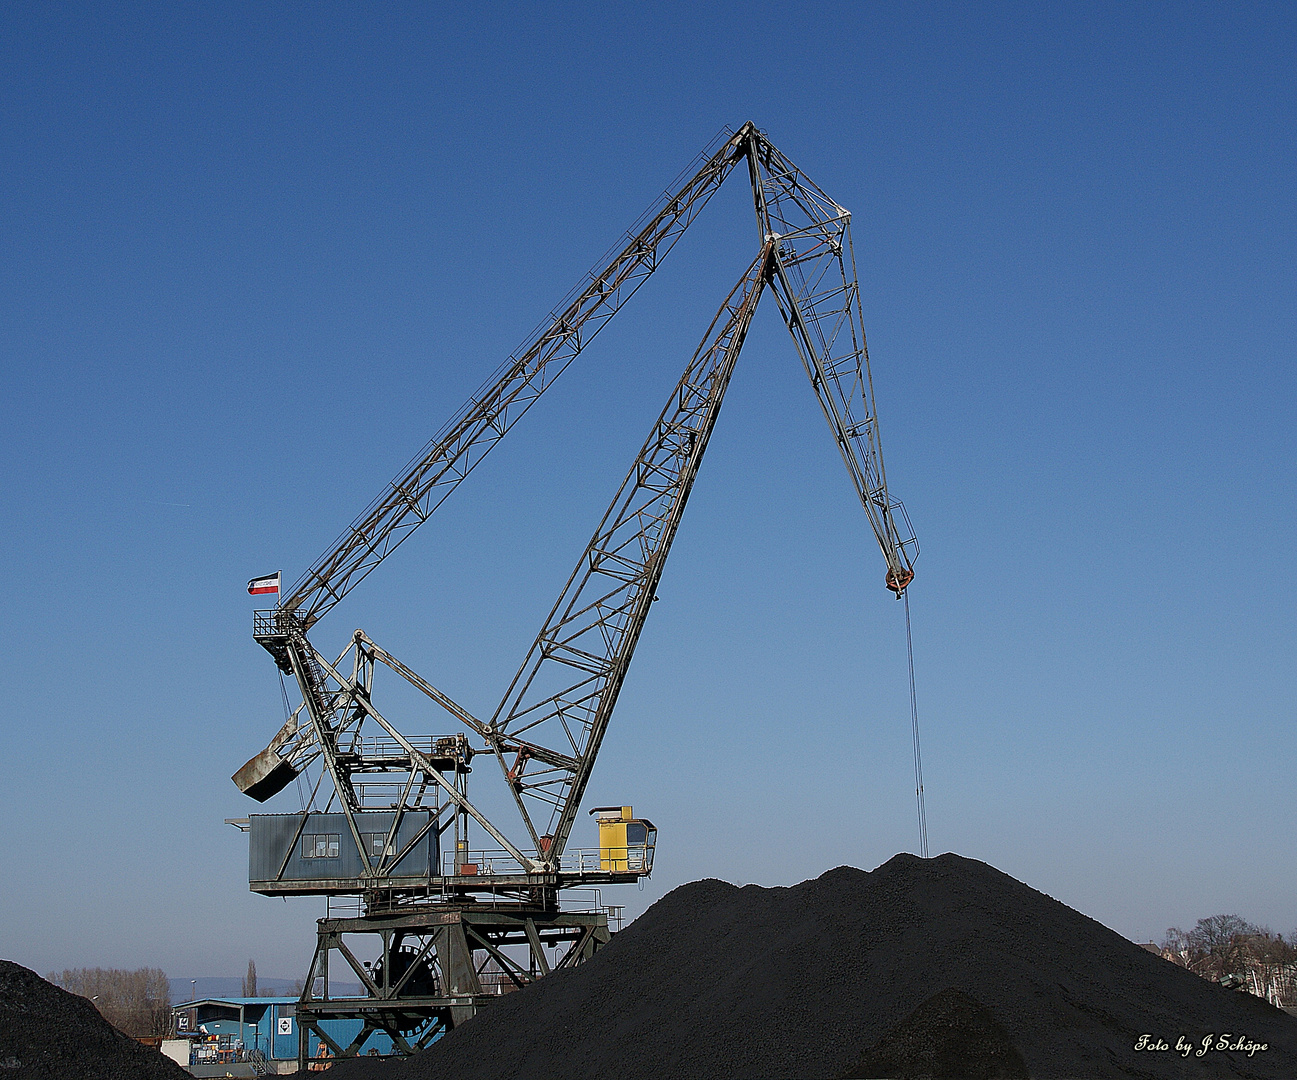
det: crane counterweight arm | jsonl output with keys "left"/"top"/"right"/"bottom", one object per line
{"left": 281, "top": 125, "right": 759, "bottom": 630}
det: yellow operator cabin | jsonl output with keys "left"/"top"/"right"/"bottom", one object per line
{"left": 590, "top": 806, "right": 657, "bottom": 873}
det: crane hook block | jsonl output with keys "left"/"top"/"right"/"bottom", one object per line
{"left": 886, "top": 567, "right": 915, "bottom": 596}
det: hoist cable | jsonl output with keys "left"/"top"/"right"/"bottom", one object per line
{"left": 903, "top": 590, "right": 929, "bottom": 858}
{"left": 279, "top": 670, "right": 293, "bottom": 721}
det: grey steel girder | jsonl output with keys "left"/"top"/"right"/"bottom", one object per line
{"left": 241, "top": 121, "right": 917, "bottom": 895}
{"left": 489, "top": 246, "right": 772, "bottom": 860}
{"left": 280, "top": 125, "right": 759, "bottom": 632}
{"left": 747, "top": 135, "right": 917, "bottom": 594}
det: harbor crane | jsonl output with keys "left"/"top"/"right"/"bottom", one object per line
{"left": 231, "top": 122, "right": 917, "bottom": 1066}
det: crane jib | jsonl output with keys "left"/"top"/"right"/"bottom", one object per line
{"left": 238, "top": 122, "right": 917, "bottom": 886}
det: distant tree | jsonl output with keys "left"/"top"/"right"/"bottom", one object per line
{"left": 1162, "top": 914, "right": 1256, "bottom": 979}
{"left": 242, "top": 959, "right": 257, "bottom": 998}
{"left": 290, "top": 979, "right": 305, "bottom": 997}
{"left": 49, "top": 968, "right": 171, "bottom": 1037}
{"left": 1193, "top": 915, "right": 1255, "bottom": 954}
{"left": 1161, "top": 926, "right": 1194, "bottom": 967}
{"left": 1161, "top": 916, "right": 1297, "bottom": 1006}
{"left": 1194, "top": 914, "right": 1258, "bottom": 980}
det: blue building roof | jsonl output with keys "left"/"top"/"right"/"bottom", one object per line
{"left": 172, "top": 993, "right": 401, "bottom": 1061}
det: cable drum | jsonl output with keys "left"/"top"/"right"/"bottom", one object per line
{"left": 370, "top": 944, "right": 439, "bottom": 1004}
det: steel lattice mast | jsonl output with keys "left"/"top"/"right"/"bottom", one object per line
{"left": 488, "top": 245, "right": 773, "bottom": 858}
{"left": 237, "top": 123, "right": 916, "bottom": 870}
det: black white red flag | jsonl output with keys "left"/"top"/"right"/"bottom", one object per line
{"left": 247, "top": 572, "right": 281, "bottom": 596}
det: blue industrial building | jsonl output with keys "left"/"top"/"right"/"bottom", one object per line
{"left": 173, "top": 996, "right": 395, "bottom": 1070}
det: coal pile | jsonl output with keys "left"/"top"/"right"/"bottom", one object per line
{"left": 846, "top": 987, "right": 1029, "bottom": 1079}
{"left": 332, "top": 853, "right": 1297, "bottom": 1079}
{"left": 0, "top": 960, "right": 189, "bottom": 1080}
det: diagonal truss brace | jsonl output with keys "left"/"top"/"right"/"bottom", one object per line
{"left": 281, "top": 124, "right": 758, "bottom": 631}
{"left": 746, "top": 136, "right": 917, "bottom": 593}
{"left": 282, "top": 630, "right": 542, "bottom": 872}
{"left": 488, "top": 245, "right": 774, "bottom": 863}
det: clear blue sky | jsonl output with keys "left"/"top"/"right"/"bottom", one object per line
{"left": 2, "top": 2, "right": 1293, "bottom": 981}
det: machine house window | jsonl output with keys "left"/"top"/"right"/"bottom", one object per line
{"left": 362, "top": 833, "right": 394, "bottom": 858}
{"left": 302, "top": 833, "right": 340, "bottom": 859}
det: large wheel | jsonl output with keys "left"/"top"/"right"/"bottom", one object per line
{"left": 371, "top": 943, "right": 439, "bottom": 999}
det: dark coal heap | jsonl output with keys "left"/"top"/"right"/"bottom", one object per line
{"left": 0, "top": 960, "right": 189, "bottom": 1080}
{"left": 847, "top": 987, "right": 1030, "bottom": 1079}
{"left": 332, "top": 853, "right": 1297, "bottom": 1079}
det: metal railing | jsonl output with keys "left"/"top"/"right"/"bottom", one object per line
{"left": 352, "top": 781, "right": 440, "bottom": 807}
{"left": 326, "top": 896, "right": 363, "bottom": 918}
{"left": 562, "top": 846, "right": 654, "bottom": 874}
{"left": 336, "top": 733, "right": 440, "bottom": 756}
{"left": 440, "top": 845, "right": 654, "bottom": 878}
{"left": 253, "top": 608, "right": 300, "bottom": 637}
{"left": 561, "top": 888, "right": 626, "bottom": 931}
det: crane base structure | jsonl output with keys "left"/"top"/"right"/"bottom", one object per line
{"left": 294, "top": 903, "right": 611, "bottom": 1061}
{"left": 232, "top": 122, "right": 918, "bottom": 1070}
